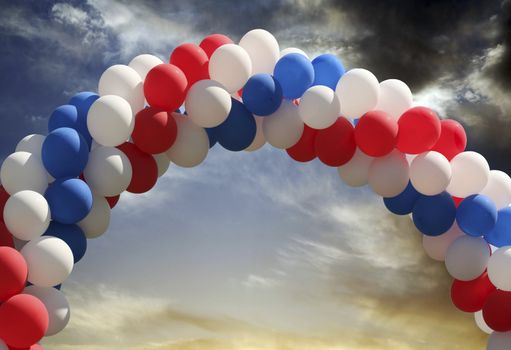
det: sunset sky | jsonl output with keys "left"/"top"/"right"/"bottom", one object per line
{"left": 1, "top": 1, "right": 510, "bottom": 349}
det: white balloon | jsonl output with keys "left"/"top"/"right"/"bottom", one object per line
{"left": 375, "top": 79, "right": 413, "bottom": 120}
{"left": 298, "top": 85, "right": 340, "bottom": 129}
{"left": 87, "top": 95, "right": 134, "bottom": 147}
{"left": 262, "top": 100, "right": 304, "bottom": 149}
{"left": 239, "top": 29, "right": 279, "bottom": 75}
{"left": 410, "top": 151, "right": 451, "bottom": 195}
{"left": 78, "top": 194, "right": 111, "bottom": 239}
{"left": 405, "top": 153, "right": 417, "bottom": 165}
{"left": 481, "top": 170, "right": 511, "bottom": 209}
{"left": 368, "top": 150, "right": 409, "bottom": 197}
{"left": 165, "top": 114, "right": 209, "bottom": 168}
{"left": 487, "top": 246, "right": 511, "bottom": 291}
{"left": 128, "top": 54, "right": 164, "bottom": 81}
{"left": 488, "top": 332, "right": 511, "bottom": 350}
{"left": 0, "top": 151, "right": 48, "bottom": 195}
{"left": 337, "top": 148, "right": 374, "bottom": 187}
{"left": 474, "top": 310, "right": 493, "bottom": 334}
{"left": 280, "top": 47, "right": 309, "bottom": 58}
{"left": 336, "top": 68, "right": 380, "bottom": 119}
{"left": 24, "top": 285, "right": 70, "bottom": 336}
{"left": 153, "top": 153, "right": 170, "bottom": 177}
{"left": 245, "top": 116, "right": 266, "bottom": 152}
{"left": 16, "top": 134, "right": 45, "bottom": 158}
{"left": 447, "top": 151, "right": 490, "bottom": 198}
{"left": 3, "top": 190, "right": 50, "bottom": 241}
{"left": 21, "top": 236, "right": 74, "bottom": 287}
{"left": 445, "top": 235, "right": 490, "bottom": 281}
{"left": 185, "top": 80, "right": 232, "bottom": 128}
{"left": 98, "top": 64, "right": 144, "bottom": 113}
{"left": 83, "top": 146, "right": 132, "bottom": 197}
{"left": 209, "top": 44, "right": 252, "bottom": 93}
{"left": 422, "top": 221, "right": 464, "bottom": 261}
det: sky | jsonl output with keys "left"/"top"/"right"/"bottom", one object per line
{"left": 0, "top": 0, "right": 510, "bottom": 349}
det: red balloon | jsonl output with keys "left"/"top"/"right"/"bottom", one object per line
{"left": 453, "top": 196, "right": 464, "bottom": 208}
{"left": 105, "top": 195, "right": 120, "bottom": 209}
{"left": 483, "top": 289, "right": 511, "bottom": 332}
{"left": 117, "top": 143, "right": 158, "bottom": 194}
{"left": 0, "top": 294, "right": 48, "bottom": 348}
{"left": 144, "top": 64, "right": 187, "bottom": 111}
{"left": 131, "top": 107, "right": 178, "bottom": 154}
{"left": 432, "top": 119, "right": 467, "bottom": 160}
{"left": 396, "top": 107, "right": 441, "bottom": 154}
{"left": 451, "top": 272, "right": 496, "bottom": 312}
{"left": 0, "top": 185, "right": 9, "bottom": 222}
{"left": 354, "top": 110, "right": 398, "bottom": 157}
{"left": 286, "top": 125, "right": 318, "bottom": 162}
{"left": 0, "top": 246, "right": 27, "bottom": 302}
{"left": 315, "top": 117, "right": 356, "bottom": 167}
{"left": 9, "top": 344, "right": 44, "bottom": 350}
{"left": 199, "top": 34, "right": 233, "bottom": 58}
{"left": 0, "top": 221, "right": 14, "bottom": 248}
{"left": 170, "top": 43, "right": 209, "bottom": 88}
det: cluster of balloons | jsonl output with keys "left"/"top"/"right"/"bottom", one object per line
{"left": 0, "top": 28, "right": 510, "bottom": 349}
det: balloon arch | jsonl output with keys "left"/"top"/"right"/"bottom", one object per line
{"left": 0, "top": 29, "right": 511, "bottom": 349}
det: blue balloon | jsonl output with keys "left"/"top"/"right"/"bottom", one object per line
{"left": 242, "top": 74, "right": 283, "bottom": 116}
{"left": 205, "top": 127, "right": 218, "bottom": 148}
{"left": 412, "top": 192, "right": 456, "bottom": 236}
{"left": 44, "top": 222, "right": 87, "bottom": 263}
{"left": 213, "top": 99, "right": 256, "bottom": 151}
{"left": 384, "top": 182, "right": 420, "bottom": 215}
{"left": 49, "top": 104, "right": 93, "bottom": 148}
{"left": 312, "top": 54, "right": 345, "bottom": 90}
{"left": 42, "top": 127, "right": 89, "bottom": 179}
{"left": 68, "top": 91, "right": 99, "bottom": 145}
{"left": 45, "top": 178, "right": 93, "bottom": 224}
{"left": 273, "top": 53, "right": 314, "bottom": 99}
{"left": 456, "top": 194, "right": 497, "bottom": 237}
{"left": 486, "top": 207, "right": 511, "bottom": 247}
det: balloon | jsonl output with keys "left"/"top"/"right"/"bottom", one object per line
{"left": 422, "top": 222, "right": 464, "bottom": 261}
{"left": 185, "top": 80, "right": 232, "bottom": 128}
{"left": 409, "top": 151, "right": 452, "bottom": 195}
{"left": 98, "top": 64, "right": 144, "bottom": 113}
{"left": 262, "top": 100, "right": 304, "bottom": 149}
{"left": 354, "top": 110, "right": 398, "bottom": 157}
{"left": 78, "top": 194, "right": 111, "bottom": 239}
{"left": 131, "top": 107, "right": 177, "bottom": 154}
{"left": 144, "top": 63, "right": 188, "bottom": 111}
{"left": 447, "top": 151, "right": 490, "bottom": 198}
{"left": 311, "top": 54, "right": 345, "bottom": 90}
{"left": 21, "top": 236, "right": 73, "bottom": 287}
{"left": 483, "top": 290, "right": 511, "bottom": 332}
{"left": 205, "top": 127, "right": 217, "bottom": 148}
{"left": 4, "top": 191, "right": 50, "bottom": 241}
{"left": 0, "top": 247, "right": 27, "bottom": 302}
{"left": 153, "top": 153, "right": 170, "bottom": 177}
{"left": 16, "top": 134, "right": 45, "bottom": 158}
{"left": 106, "top": 195, "right": 120, "bottom": 209}
{"left": 0, "top": 152, "right": 48, "bottom": 195}
{"left": 273, "top": 53, "right": 314, "bottom": 99}
{"left": 383, "top": 182, "right": 420, "bottom": 215}
{"left": 456, "top": 194, "right": 497, "bottom": 237}
{"left": 445, "top": 236, "right": 490, "bottom": 281}
{"left": 374, "top": 79, "right": 413, "bottom": 120}
{"left": 431, "top": 119, "right": 467, "bottom": 161}
{"left": 314, "top": 117, "right": 356, "bottom": 167}
{"left": 169, "top": 43, "right": 209, "bottom": 88}
{"left": 0, "top": 185, "right": 8, "bottom": 219}
{"left": 214, "top": 99, "right": 257, "bottom": 151}
{"left": 23, "top": 286, "right": 70, "bottom": 336}
{"left": 48, "top": 104, "right": 93, "bottom": 148}
{"left": 298, "top": 85, "right": 340, "bottom": 130}
{"left": 128, "top": 54, "right": 164, "bottom": 81}
{"left": 488, "top": 331, "right": 511, "bottom": 349}
{"left": 117, "top": 143, "right": 158, "bottom": 194}
{"left": 368, "top": 150, "right": 409, "bottom": 197}
{"left": 488, "top": 246, "right": 511, "bottom": 291}
{"left": 44, "top": 178, "right": 93, "bottom": 224}
{"left": 43, "top": 222, "right": 87, "bottom": 263}
{"left": 239, "top": 29, "right": 280, "bottom": 75}
{"left": 335, "top": 68, "right": 379, "bottom": 119}
{"left": 199, "top": 34, "right": 233, "bottom": 58}
{"left": 87, "top": 95, "right": 134, "bottom": 147}
{"left": 486, "top": 208, "right": 511, "bottom": 247}
{"left": 0, "top": 222, "right": 14, "bottom": 248}
{"left": 242, "top": 74, "right": 283, "bottom": 116}
{"left": 451, "top": 272, "right": 496, "bottom": 312}
{"left": 165, "top": 114, "right": 209, "bottom": 167}
{"left": 396, "top": 107, "right": 441, "bottom": 154}
{"left": 83, "top": 146, "right": 133, "bottom": 197}
{"left": 337, "top": 148, "right": 374, "bottom": 187}
{"left": 0, "top": 294, "right": 48, "bottom": 348}
{"left": 209, "top": 44, "right": 252, "bottom": 93}
{"left": 245, "top": 117, "right": 266, "bottom": 152}
{"left": 280, "top": 47, "right": 309, "bottom": 58}
{"left": 481, "top": 170, "right": 511, "bottom": 209}
{"left": 475, "top": 310, "right": 493, "bottom": 334}
{"left": 286, "top": 125, "right": 317, "bottom": 162}
{"left": 412, "top": 191, "right": 456, "bottom": 236}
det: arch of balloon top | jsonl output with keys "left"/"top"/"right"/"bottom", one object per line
{"left": 0, "top": 29, "right": 511, "bottom": 349}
